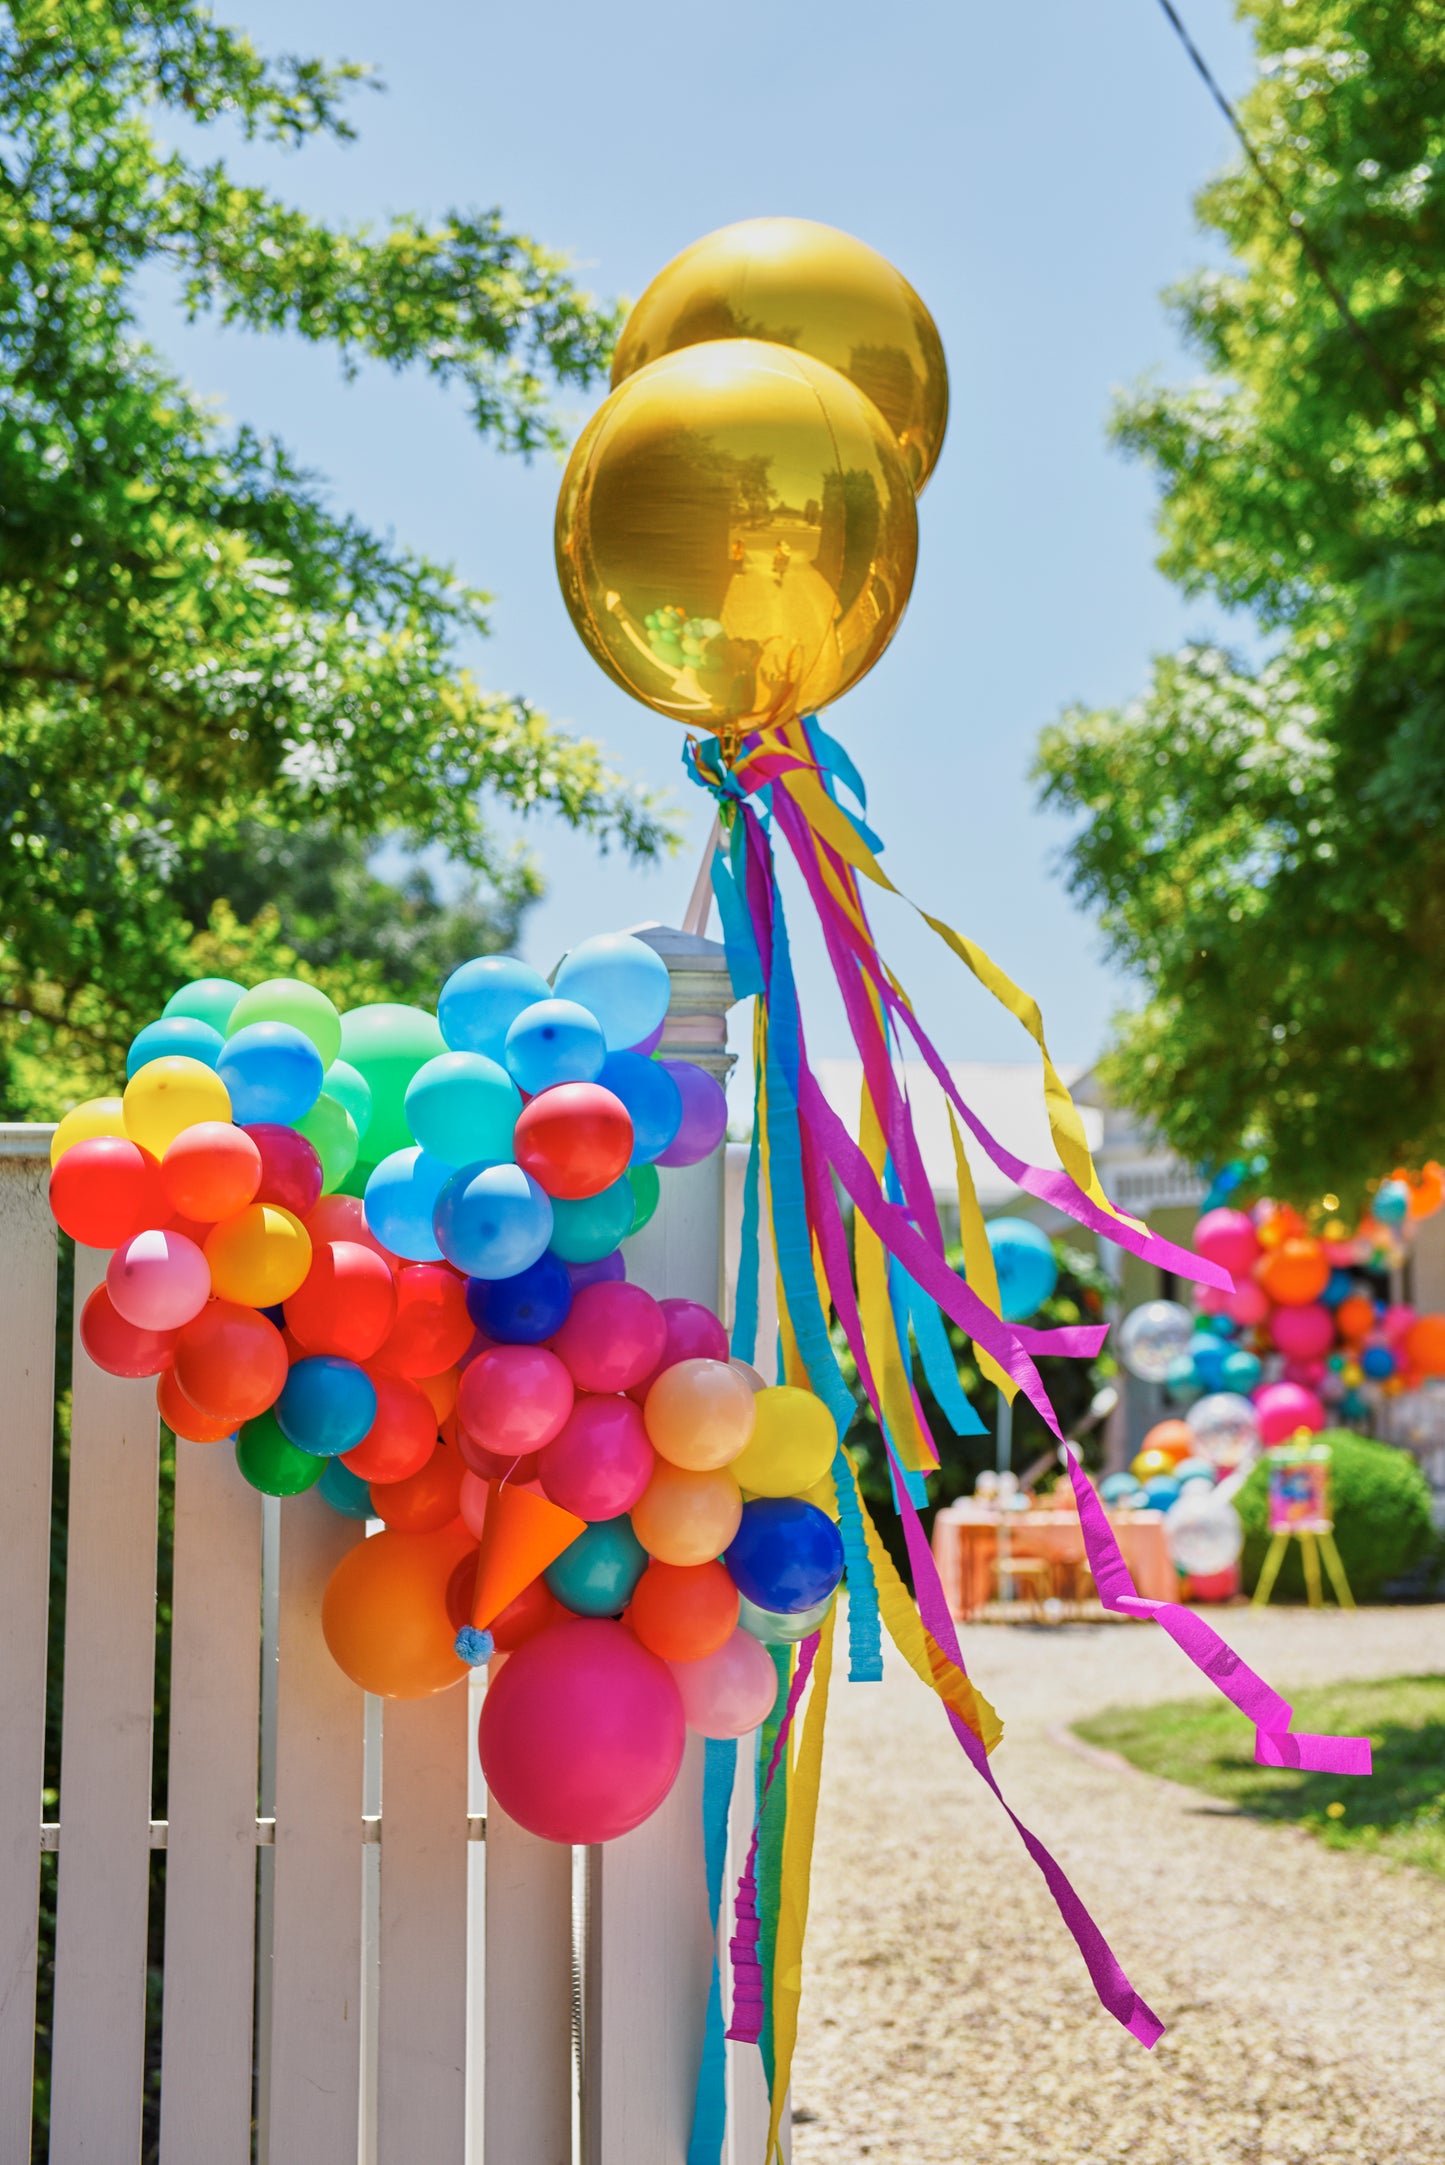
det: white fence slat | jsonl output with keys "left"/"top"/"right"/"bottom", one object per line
{"left": 158, "top": 1441, "right": 263, "bottom": 2165}
{"left": 481, "top": 1796, "right": 573, "bottom": 2165}
{"left": 0, "top": 1145, "right": 58, "bottom": 2160}
{"left": 49, "top": 1244, "right": 160, "bottom": 2164}
{"left": 374, "top": 1686, "right": 469, "bottom": 2163}
{"left": 266, "top": 1494, "right": 364, "bottom": 2165}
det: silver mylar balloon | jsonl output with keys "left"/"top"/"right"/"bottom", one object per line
{"left": 736, "top": 1592, "right": 834, "bottom": 1645}
{"left": 1165, "top": 1489, "right": 1244, "bottom": 1577}
{"left": 1116, "top": 1299, "right": 1196, "bottom": 1382}
{"left": 1185, "top": 1391, "right": 1262, "bottom": 1466}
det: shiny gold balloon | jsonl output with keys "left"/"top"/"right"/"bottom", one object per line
{"left": 555, "top": 339, "right": 918, "bottom": 741}
{"left": 611, "top": 218, "right": 948, "bottom": 493}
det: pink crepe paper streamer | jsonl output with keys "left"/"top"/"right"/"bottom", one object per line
{"left": 726, "top": 1634, "right": 820, "bottom": 2044}
{"left": 1065, "top": 1454, "right": 1372, "bottom": 1779}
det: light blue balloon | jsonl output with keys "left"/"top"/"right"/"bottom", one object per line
{"left": 126, "top": 1015, "right": 224, "bottom": 1078}
{"left": 1220, "top": 1347, "right": 1262, "bottom": 1394}
{"left": 552, "top": 932, "right": 670, "bottom": 1052}
{"left": 162, "top": 976, "right": 246, "bottom": 1033}
{"left": 1099, "top": 1472, "right": 1143, "bottom": 1505}
{"left": 364, "top": 1147, "right": 453, "bottom": 1261}
{"left": 439, "top": 954, "right": 551, "bottom": 1059}
{"left": 503, "top": 998, "right": 607, "bottom": 1095}
{"left": 1141, "top": 1474, "right": 1182, "bottom": 1512}
{"left": 404, "top": 1051, "right": 521, "bottom": 1167}
{"left": 1175, "top": 1459, "right": 1217, "bottom": 1487}
{"left": 548, "top": 1177, "right": 634, "bottom": 1264}
{"left": 323, "top": 1059, "right": 374, "bottom": 1145}
{"left": 1374, "top": 1179, "right": 1410, "bottom": 1225}
{"left": 433, "top": 1161, "right": 553, "bottom": 1278}
{"left": 599, "top": 1049, "right": 683, "bottom": 1164}
{"left": 1189, "top": 1332, "right": 1230, "bottom": 1392}
{"left": 545, "top": 1517, "right": 649, "bottom": 1617}
{"left": 217, "top": 1021, "right": 324, "bottom": 1126}
{"left": 983, "top": 1217, "right": 1059, "bottom": 1322}
{"left": 318, "top": 1458, "right": 373, "bottom": 1519}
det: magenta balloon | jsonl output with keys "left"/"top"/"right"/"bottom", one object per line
{"left": 1253, "top": 1380, "right": 1326, "bottom": 1444}
{"left": 628, "top": 1296, "right": 729, "bottom": 1403}
{"left": 245, "top": 1122, "right": 325, "bottom": 1217}
{"left": 654, "top": 1062, "right": 728, "bottom": 1168}
{"left": 1193, "top": 1207, "right": 1260, "bottom": 1279}
{"left": 106, "top": 1229, "right": 211, "bottom": 1331}
{"left": 669, "top": 1628, "right": 781, "bottom": 1739}
{"left": 1270, "top": 1302, "right": 1334, "bottom": 1360}
{"left": 551, "top": 1282, "right": 667, "bottom": 1393}
{"left": 537, "top": 1395, "right": 655, "bottom": 1519}
{"left": 478, "top": 1618, "right": 685, "bottom": 1843}
{"left": 456, "top": 1343, "right": 574, "bottom": 1456}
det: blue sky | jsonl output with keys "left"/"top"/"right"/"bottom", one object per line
{"left": 141, "top": 0, "right": 1255, "bottom": 1066}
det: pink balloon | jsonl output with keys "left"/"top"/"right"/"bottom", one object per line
{"left": 729, "top": 1358, "right": 768, "bottom": 1392}
{"left": 551, "top": 1283, "right": 666, "bottom": 1394}
{"left": 106, "top": 1229, "right": 211, "bottom": 1331}
{"left": 1194, "top": 1207, "right": 1260, "bottom": 1280}
{"left": 628, "top": 1297, "right": 730, "bottom": 1403}
{"left": 1383, "top": 1303, "right": 1417, "bottom": 1345}
{"left": 1269, "top": 1302, "right": 1334, "bottom": 1360}
{"left": 1282, "top": 1358, "right": 1327, "bottom": 1388}
{"left": 669, "top": 1628, "right": 781, "bottom": 1739}
{"left": 457, "top": 1344, "right": 573, "bottom": 1457}
{"left": 1225, "top": 1280, "right": 1270, "bottom": 1328}
{"left": 245, "top": 1123, "right": 324, "bottom": 1217}
{"left": 1253, "top": 1380, "right": 1326, "bottom": 1444}
{"left": 537, "top": 1395, "right": 655, "bottom": 1519}
{"left": 1194, "top": 1282, "right": 1230, "bottom": 1316}
{"left": 478, "top": 1618, "right": 685, "bottom": 1843}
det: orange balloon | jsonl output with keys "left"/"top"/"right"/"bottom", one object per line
{"left": 1404, "top": 1162, "right": 1445, "bottom": 1220}
{"left": 343, "top": 1373, "right": 437, "bottom": 1483}
{"left": 1406, "top": 1313, "right": 1445, "bottom": 1378}
{"left": 1255, "top": 1237, "right": 1329, "bottom": 1307}
{"left": 371, "top": 1440, "right": 465, "bottom": 1534}
{"left": 173, "top": 1300, "right": 288, "bottom": 1422}
{"left": 643, "top": 1358, "right": 756, "bottom": 1470}
{"left": 1141, "top": 1419, "right": 1195, "bottom": 1465}
{"left": 628, "top": 1559, "right": 739, "bottom": 1662}
{"left": 418, "top": 1366, "right": 459, "bottom": 1423}
{"left": 322, "top": 1521, "right": 475, "bottom": 1697}
{"left": 160, "top": 1122, "right": 262, "bottom": 1223}
{"left": 156, "top": 1368, "right": 237, "bottom": 1443}
{"left": 1335, "top": 1294, "right": 1375, "bottom": 1343}
{"left": 631, "top": 1461, "right": 743, "bottom": 1566}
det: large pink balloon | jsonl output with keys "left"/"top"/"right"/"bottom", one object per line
{"left": 457, "top": 1343, "right": 574, "bottom": 1456}
{"left": 551, "top": 1282, "right": 666, "bottom": 1393}
{"left": 1269, "top": 1302, "right": 1334, "bottom": 1360}
{"left": 1253, "top": 1380, "right": 1326, "bottom": 1444}
{"left": 1194, "top": 1207, "right": 1260, "bottom": 1280}
{"left": 107, "top": 1229, "right": 211, "bottom": 1331}
{"left": 669, "top": 1628, "right": 780, "bottom": 1739}
{"left": 479, "top": 1618, "right": 685, "bottom": 1843}
{"left": 537, "top": 1395, "right": 654, "bottom": 1519}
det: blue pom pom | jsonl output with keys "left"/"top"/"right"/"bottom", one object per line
{"left": 454, "top": 1626, "right": 494, "bottom": 1667}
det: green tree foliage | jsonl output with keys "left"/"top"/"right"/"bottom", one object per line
{"left": 1036, "top": 2, "right": 1445, "bottom": 1207}
{"left": 0, "top": 0, "right": 671, "bottom": 1115}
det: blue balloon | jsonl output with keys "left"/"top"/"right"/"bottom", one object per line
{"left": 318, "top": 1458, "right": 373, "bottom": 1518}
{"left": 503, "top": 998, "right": 607, "bottom": 1095}
{"left": 1189, "top": 1332, "right": 1230, "bottom": 1392}
{"left": 1322, "top": 1269, "right": 1354, "bottom": 1309}
{"left": 1175, "top": 1459, "right": 1217, "bottom": 1486}
{"left": 1374, "top": 1178, "right": 1410, "bottom": 1225}
{"left": 404, "top": 1051, "right": 521, "bottom": 1167}
{"left": 548, "top": 1177, "right": 634, "bottom": 1265}
{"left": 126, "top": 1015, "right": 224, "bottom": 1078}
{"left": 1220, "top": 1347, "right": 1263, "bottom": 1394}
{"left": 466, "top": 1251, "right": 573, "bottom": 1343}
{"left": 983, "top": 1217, "right": 1059, "bottom": 1322}
{"left": 218, "top": 1021, "right": 324, "bottom": 1126}
{"left": 1207, "top": 1315, "right": 1239, "bottom": 1338}
{"left": 725, "top": 1499, "right": 845, "bottom": 1615}
{"left": 433, "top": 1161, "right": 553, "bottom": 1278}
{"left": 552, "top": 932, "right": 671, "bottom": 1052}
{"left": 599, "top": 1049, "right": 684, "bottom": 1164}
{"left": 1141, "top": 1474, "right": 1182, "bottom": 1512}
{"left": 545, "top": 1517, "right": 649, "bottom": 1616}
{"left": 439, "top": 955, "right": 551, "bottom": 1060}
{"left": 1099, "top": 1472, "right": 1143, "bottom": 1504}
{"left": 365, "top": 1148, "right": 452, "bottom": 1262}
{"left": 276, "top": 1357, "right": 377, "bottom": 1458}
{"left": 1362, "top": 1343, "right": 1396, "bottom": 1380}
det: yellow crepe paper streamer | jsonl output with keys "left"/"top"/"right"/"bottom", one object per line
{"left": 947, "top": 1101, "right": 1013, "bottom": 1402}
{"left": 764, "top": 1603, "right": 835, "bottom": 2165}
{"left": 856, "top": 1081, "right": 933, "bottom": 1473}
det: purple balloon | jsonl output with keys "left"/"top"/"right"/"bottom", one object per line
{"left": 655, "top": 1062, "right": 728, "bottom": 1167}
{"left": 565, "top": 1251, "right": 627, "bottom": 1290}
{"left": 628, "top": 1021, "right": 665, "bottom": 1057}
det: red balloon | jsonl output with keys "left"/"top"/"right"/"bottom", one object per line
{"left": 552, "top": 1282, "right": 667, "bottom": 1393}
{"left": 160, "top": 1122, "right": 261, "bottom": 1223}
{"left": 79, "top": 1283, "right": 176, "bottom": 1378}
{"left": 371, "top": 1264, "right": 473, "bottom": 1378}
{"left": 304, "top": 1193, "right": 396, "bottom": 1266}
{"left": 443, "top": 1548, "right": 564, "bottom": 1649}
{"left": 513, "top": 1083, "right": 634, "bottom": 1200}
{"left": 173, "top": 1300, "right": 287, "bottom": 1420}
{"left": 449, "top": 1423, "right": 529, "bottom": 1481}
{"left": 343, "top": 1372, "right": 438, "bottom": 1483}
{"left": 285, "top": 1240, "right": 397, "bottom": 1360}
{"left": 245, "top": 1123, "right": 324, "bottom": 1217}
{"left": 628, "top": 1297, "right": 730, "bottom": 1403}
{"left": 51, "top": 1137, "right": 167, "bottom": 1248}
{"left": 456, "top": 1343, "right": 574, "bottom": 1457}
{"left": 156, "top": 1368, "right": 236, "bottom": 1442}
{"left": 372, "top": 1438, "right": 465, "bottom": 1533}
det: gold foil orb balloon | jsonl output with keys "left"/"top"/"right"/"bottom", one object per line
{"left": 555, "top": 339, "right": 918, "bottom": 739}
{"left": 611, "top": 218, "right": 948, "bottom": 492}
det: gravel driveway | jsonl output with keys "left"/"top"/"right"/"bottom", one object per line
{"left": 790, "top": 1605, "right": 1445, "bottom": 2165}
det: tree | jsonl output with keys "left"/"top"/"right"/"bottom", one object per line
{"left": 1035, "top": 0, "right": 1445, "bottom": 1209}
{"left": 0, "top": 0, "right": 671, "bottom": 1116}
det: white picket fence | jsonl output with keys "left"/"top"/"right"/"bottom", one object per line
{"left": 0, "top": 966, "right": 789, "bottom": 2162}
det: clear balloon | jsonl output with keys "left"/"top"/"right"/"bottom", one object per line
{"left": 1165, "top": 1489, "right": 1244, "bottom": 1578}
{"left": 736, "top": 1591, "right": 833, "bottom": 1645}
{"left": 1116, "top": 1299, "right": 1196, "bottom": 1382}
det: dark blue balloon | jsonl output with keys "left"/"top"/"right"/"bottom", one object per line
{"left": 598, "top": 1049, "right": 684, "bottom": 1164}
{"left": 725, "top": 1499, "right": 845, "bottom": 1615}
{"left": 276, "top": 1357, "right": 377, "bottom": 1458}
{"left": 467, "top": 1252, "right": 573, "bottom": 1343}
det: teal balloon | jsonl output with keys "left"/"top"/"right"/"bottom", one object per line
{"left": 983, "top": 1217, "right": 1059, "bottom": 1322}
{"left": 323, "top": 1059, "right": 374, "bottom": 1144}
{"left": 319, "top": 1458, "right": 373, "bottom": 1519}
{"left": 126, "top": 1015, "right": 224, "bottom": 1077}
{"left": 1221, "top": 1348, "right": 1262, "bottom": 1394}
{"left": 549, "top": 1177, "right": 635, "bottom": 1263}
{"left": 1099, "top": 1472, "right": 1143, "bottom": 1505}
{"left": 545, "top": 1516, "right": 648, "bottom": 1616}
{"left": 163, "top": 976, "right": 246, "bottom": 1034}
{"left": 404, "top": 1051, "right": 521, "bottom": 1167}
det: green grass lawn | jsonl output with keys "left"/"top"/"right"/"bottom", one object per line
{"left": 1075, "top": 1675, "right": 1445, "bottom": 1879}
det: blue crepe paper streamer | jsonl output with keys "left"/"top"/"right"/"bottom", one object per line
{"left": 711, "top": 838, "right": 765, "bottom": 1001}
{"left": 687, "top": 1736, "right": 738, "bottom": 2165}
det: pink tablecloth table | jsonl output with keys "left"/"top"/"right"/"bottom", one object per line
{"left": 930, "top": 1503, "right": 1175, "bottom": 1618}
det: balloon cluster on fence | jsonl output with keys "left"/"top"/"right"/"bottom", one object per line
{"left": 49, "top": 932, "right": 850, "bottom": 1843}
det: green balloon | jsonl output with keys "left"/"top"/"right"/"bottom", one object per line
{"left": 550, "top": 1176, "right": 635, "bottom": 1263}
{"left": 337, "top": 1003, "right": 446, "bottom": 1160}
{"left": 227, "top": 975, "right": 342, "bottom": 1067}
{"left": 236, "top": 1410, "right": 326, "bottom": 1496}
{"left": 627, "top": 1161, "right": 660, "bottom": 1236}
{"left": 163, "top": 976, "right": 246, "bottom": 1033}
{"left": 338, "top": 1156, "right": 377, "bottom": 1200}
{"left": 323, "top": 1057, "right": 373, "bottom": 1144}
{"left": 296, "top": 1092, "right": 360, "bottom": 1194}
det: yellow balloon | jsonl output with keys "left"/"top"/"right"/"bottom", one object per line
{"left": 729, "top": 1385, "right": 837, "bottom": 1498}
{"left": 611, "top": 218, "right": 949, "bottom": 492}
{"left": 644, "top": 1357, "right": 757, "bottom": 1470}
{"left": 51, "top": 1096, "right": 128, "bottom": 1167}
{"left": 556, "top": 340, "right": 918, "bottom": 742}
{"left": 631, "top": 1462, "right": 743, "bottom": 1567}
{"left": 205, "top": 1203, "right": 312, "bottom": 1306}
{"left": 123, "top": 1057, "right": 231, "bottom": 1158}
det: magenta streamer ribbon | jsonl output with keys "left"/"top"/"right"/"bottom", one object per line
{"left": 727, "top": 1634, "right": 820, "bottom": 2045}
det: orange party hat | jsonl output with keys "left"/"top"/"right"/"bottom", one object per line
{"left": 471, "top": 1481, "right": 585, "bottom": 1630}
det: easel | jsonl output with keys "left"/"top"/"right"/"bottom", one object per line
{"left": 1252, "top": 1521, "right": 1355, "bottom": 1608}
